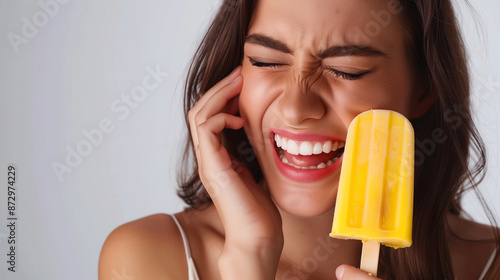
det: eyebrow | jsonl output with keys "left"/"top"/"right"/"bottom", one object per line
{"left": 244, "top": 33, "right": 387, "bottom": 58}
{"left": 318, "top": 45, "right": 387, "bottom": 58}
{"left": 244, "top": 34, "right": 292, "bottom": 54}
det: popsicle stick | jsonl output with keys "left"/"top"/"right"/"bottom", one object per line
{"left": 360, "top": 241, "right": 380, "bottom": 276}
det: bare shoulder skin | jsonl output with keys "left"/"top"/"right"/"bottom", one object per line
{"left": 98, "top": 205, "right": 225, "bottom": 280}
{"left": 447, "top": 213, "right": 497, "bottom": 279}
{"left": 98, "top": 213, "right": 190, "bottom": 280}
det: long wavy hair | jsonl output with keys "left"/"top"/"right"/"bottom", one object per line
{"left": 177, "top": 0, "right": 500, "bottom": 278}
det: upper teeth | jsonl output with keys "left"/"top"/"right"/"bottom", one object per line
{"left": 274, "top": 134, "right": 344, "bottom": 156}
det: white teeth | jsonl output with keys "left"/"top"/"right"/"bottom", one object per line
{"left": 274, "top": 134, "right": 344, "bottom": 156}
{"left": 274, "top": 134, "right": 281, "bottom": 147}
{"left": 313, "top": 142, "right": 323, "bottom": 155}
{"left": 323, "top": 141, "right": 332, "bottom": 153}
{"left": 279, "top": 156, "right": 339, "bottom": 170}
{"left": 299, "top": 142, "right": 313, "bottom": 156}
{"left": 278, "top": 145, "right": 341, "bottom": 170}
{"left": 317, "top": 162, "right": 327, "bottom": 169}
{"left": 287, "top": 140, "right": 299, "bottom": 155}
{"left": 331, "top": 141, "right": 338, "bottom": 152}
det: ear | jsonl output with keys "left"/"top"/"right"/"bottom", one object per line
{"left": 409, "top": 76, "right": 438, "bottom": 119}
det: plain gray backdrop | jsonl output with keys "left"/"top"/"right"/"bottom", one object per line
{"left": 0, "top": 0, "right": 499, "bottom": 279}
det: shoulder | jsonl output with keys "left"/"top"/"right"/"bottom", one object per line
{"left": 446, "top": 213, "right": 498, "bottom": 279}
{"left": 98, "top": 213, "right": 188, "bottom": 280}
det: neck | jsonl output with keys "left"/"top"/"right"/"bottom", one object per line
{"left": 278, "top": 206, "right": 362, "bottom": 278}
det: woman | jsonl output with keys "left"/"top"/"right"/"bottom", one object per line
{"left": 99, "top": 0, "right": 500, "bottom": 279}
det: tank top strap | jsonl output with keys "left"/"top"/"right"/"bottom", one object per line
{"left": 479, "top": 248, "right": 497, "bottom": 280}
{"left": 172, "top": 214, "right": 201, "bottom": 280}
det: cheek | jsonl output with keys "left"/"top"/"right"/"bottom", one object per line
{"left": 239, "top": 67, "right": 282, "bottom": 136}
{"left": 239, "top": 73, "right": 269, "bottom": 151}
{"left": 333, "top": 72, "right": 414, "bottom": 119}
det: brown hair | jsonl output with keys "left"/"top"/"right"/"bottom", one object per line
{"left": 378, "top": 1, "right": 500, "bottom": 279}
{"left": 177, "top": 0, "right": 500, "bottom": 278}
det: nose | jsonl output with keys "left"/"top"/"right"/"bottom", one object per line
{"left": 278, "top": 71, "right": 326, "bottom": 126}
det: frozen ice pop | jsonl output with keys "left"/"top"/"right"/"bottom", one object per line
{"left": 330, "top": 110, "right": 414, "bottom": 274}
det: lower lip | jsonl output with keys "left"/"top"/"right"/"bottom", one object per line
{"left": 270, "top": 138, "right": 343, "bottom": 183}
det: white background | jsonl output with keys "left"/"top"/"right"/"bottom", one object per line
{"left": 0, "top": 0, "right": 498, "bottom": 279}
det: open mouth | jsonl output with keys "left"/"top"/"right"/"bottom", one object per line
{"left": 273, "top": 133, "right": 345, "bottom": 170}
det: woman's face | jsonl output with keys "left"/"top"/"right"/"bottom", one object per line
{"left": 239, "top": 0, "right": 426, "bottom": 217}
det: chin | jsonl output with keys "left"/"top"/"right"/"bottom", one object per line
{"left": 269, "top": 180, "right": 339, "bottom": 218}
{"left": 257, "top": 149, "right": 342, "bottom": 218}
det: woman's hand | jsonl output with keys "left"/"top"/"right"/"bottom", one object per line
{"left": 188, "top": 66, "right": 283, "bottom": 279}
{"left": 336, "top": 265, "right": 383, "bottom": 280}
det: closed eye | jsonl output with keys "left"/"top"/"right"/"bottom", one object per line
{"left": 248, "top": 57, "right": 286, "bottom": 68}
{"left": 326, "top": 68, "right": 370, "bottom": 80}
{"left": 249, "top": 56, "right": 369, "bottom": 80}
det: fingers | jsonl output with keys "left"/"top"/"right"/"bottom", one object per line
{"left": 189, "top": 66, "right": 241, "bottom": 119}
{"left": 197, "top": 113, "right": 245, "bottom": 166}
{"left": 194, "top": 76, "right": 242, "bottom": 129}
{"left": 188, "top": 66, "right": 243, "bottom": 152}
{"left": 187, "top": 66, "right": 244, "bottom": 188}
{"left": 336, "top": 265, "right": 382, "bottom": 280}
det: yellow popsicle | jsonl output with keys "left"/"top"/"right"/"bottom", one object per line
{"left": 330, "top": 110, "right": 414, "bottom": 249}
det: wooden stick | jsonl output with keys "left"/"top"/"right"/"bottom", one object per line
{"left": 360, "top": 241, "right": 380, "bottom": 276}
